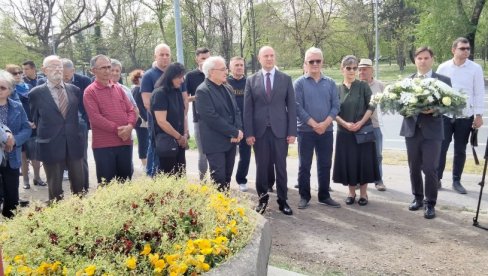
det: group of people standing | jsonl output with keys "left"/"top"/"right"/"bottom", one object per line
{"left": 0, "top": 36, "right": 483, "bottom": 221}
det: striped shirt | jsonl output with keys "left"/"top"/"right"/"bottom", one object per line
{"left": 83, "top": 80, "right": 137, "bottom": 149}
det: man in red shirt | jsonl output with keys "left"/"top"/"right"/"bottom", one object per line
{"left": 83, "top": 55, "right": 137, "bottom": 184}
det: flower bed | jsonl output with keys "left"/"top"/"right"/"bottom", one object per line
{"left": 0, "top": 176, "right": 256, "bottom": 275}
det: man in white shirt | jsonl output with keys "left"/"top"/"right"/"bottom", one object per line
{"left": 436, "top": 37, "right": 485, "bottom": 194}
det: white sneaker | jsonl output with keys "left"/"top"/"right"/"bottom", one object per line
{"left": 239, "top": 183, "right": 248, "bottom": 192}
{"left": 63, "top": 170, "right": 69, "bottom": 180}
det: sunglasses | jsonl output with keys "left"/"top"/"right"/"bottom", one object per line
{"left": 458, "top": 47, "right": 471, "bottom": 51}
{"left": 12, "top": 72, "right": 22, "bottom": 76}
{"left": 307, "top": 59, "right": 322, "bottom": 65}
{"left": 345, "top": 66, "right": 358, "bottom": 71}
{"left": 0, "top": 86, "right": 9, "bottom": 91}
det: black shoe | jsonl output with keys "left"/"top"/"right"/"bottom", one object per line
{"left": 452, "top": 180, "right": 467, "bottom": 194}
{"left": 23, "top": 183, "right": 30, "bottom": 189}
{"left": 408, "top": 199, "right": 424, "bottom": 211}
{"left": 33, "top": 179, "right": 48, "bottom": 186}
{"left": 19, "top": 199, "right": 29, "bottom": 207}
{"left": 255, "top": 193, "right": 270, "bottom": 214}
{"left": 298, "top": 198, "right": 309, "bottom": 209}
{"left": 255, "top": 202, "right": 268, "bottom": 214}
{"left": 358, "top": 197, "right": 368, "bottom": 206}
{"left": 318, "top": 197, "right": 341, "bottom": 208}
{"left": 437, "top": 180, "right": 442, "bottom": 190}
{"left": 277, "top": 199, "right": 293, "bottom": 215}
{"left": 345, "top": 195, "right": 356, "bottom": 205}
{"left": 294, "top": 184, "right": 299, "bottom": 189}
{"left": 424, "top": 205, "right": 436, "bottom": 219}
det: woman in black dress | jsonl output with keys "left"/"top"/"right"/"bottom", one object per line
{"left": 333, "top": 55, "right": 380, "bottom": 206}
{"left": 151, "top": 63, "right": 188, "bottom": 176}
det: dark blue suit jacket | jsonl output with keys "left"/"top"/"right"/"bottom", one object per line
{"left": 29, "top": 83, "right": 84, "bottom": 164}
{"left": 399, "top": 72, "right": 452, "bottom": 140}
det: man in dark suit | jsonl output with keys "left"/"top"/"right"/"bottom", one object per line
{"left": 244, "top": 46, "right": 297, "bottom": 215}
{"left": 29, "top": 55, "right": 85, "bottom": 201}
{"left": 196, "top": 56, "right": 243, "bottom": 191}
{"left": 400, "top": 46, "right": 452, "bottom": 219}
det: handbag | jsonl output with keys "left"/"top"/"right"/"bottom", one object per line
{"left": 155, "top": 133, "right": 178, "bottom": 158}
{"left": 470, "top": 127, "right": 479, "bottom": 165}
{"left": 354, "top": 124, "right": 376, "bottom": 144}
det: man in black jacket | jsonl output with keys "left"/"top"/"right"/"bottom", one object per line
{"left": 195, "top": 56, "right": 243, "bottom": 191}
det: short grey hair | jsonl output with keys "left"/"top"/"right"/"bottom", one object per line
{"left": 304, "top": 47, "right": 323, "bottom": 62}
{"left": 111, "top": 58, "right": 123, "bottom": 70}
{"left": 202, "top": 56, "right": 226, "bottom": 78}
{"left": 0, "top": 70, "right": 15, "bottom": 91}
{"left": 90, "top": 55, "right": 110, "bottom": 69}
{"left": 61, "top": 58, "right": 74, "bottom": 69}
{"left": 42, "top": 55, "right": 61, "bottom": 67}
{"left": 341, "top": 55, "right": 358, "bottom": 67}
{"left": 154, "top": 43, "right": 171, "bottom": 55}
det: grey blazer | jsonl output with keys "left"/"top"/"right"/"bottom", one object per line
{"left": 399, "top": 72, "right": 452, "bottom": 140}
{"left": 243, "top": 69, "right": 297, "bottom": 139}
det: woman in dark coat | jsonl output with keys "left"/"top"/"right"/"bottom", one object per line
{"left": 333, "top": 55, "right": 380, "bottom": 206}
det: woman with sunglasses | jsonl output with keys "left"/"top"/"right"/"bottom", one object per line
{"left": 5, "top": 64, "right": 47, "bottom": 190}
{"left": 0, "top": 70, "right": 32, "bottom": 218}
{"left": 332, "top": 55, "right": 380, "bottom": 206}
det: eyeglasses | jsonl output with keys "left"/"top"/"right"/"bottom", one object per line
{"left": 0, "top": 86, "right": 9, "bottom": 91}
{"left": 95, "top": 65, "right": 112, "bottom": 71}
{"left": 458, "top": 47, "right": 471, "bottom": 51}
{"left": 307, "top": 60, "right": 322, "bottom": 65}
{"left": 212, "top": 67, "right": 228, "bottom": 72}
{"left": 12, "top": 72, "right": 22, "bottom": 76}
{"left": 345, "top": 66, "right": 358, "bottom": 71}
{"left": 47, "top": 65, "right": 63, "bottom": 70}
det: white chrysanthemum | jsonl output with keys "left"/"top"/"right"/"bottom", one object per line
{"left": 427, "top": 96, "right": 434, "bottom": 103}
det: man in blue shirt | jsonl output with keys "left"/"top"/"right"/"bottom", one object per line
{"left": 295, "top": 47, "right": 341, "bottom": 209}
{"left": 22, "top": 60, "right": 40, "bottom": 88}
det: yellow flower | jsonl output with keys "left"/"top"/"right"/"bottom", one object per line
{"left": 62, "top": 266, "right": 68, "bottom": 275}
{"left": 214, "top": 226, "right": 224, "bottom": 235}
{"left": 149, "top": 253, "right": 160, "bottom": 266}
{"left": 214, "top": 236, "right": 228, "bottom": 245}
{"left": 126, "top": 256, "right": 137, "bottom": 270}
{"left": 140, "top": 243, "right": 152, "bottom": 255}
{"left": 17, "top": 266, "right": 32, "bottom": 274}
{"left": 36, "top": 261, "right": 51, "bottom": 274}
{"left": 236, "top": 207, "right": 245, "bottom": 217}
{"left": 195, "top": 239, "right": 212, "bottom": 251}
{"left": 4, "top": 265, "right": 12, "bottom": 276}
{"left": 173, "top": 243, "right": 182, "bottom": 250}
{"left": 154, "top": 259, "right": 166, "bottom": 270}
{"left": 84, "top": 265, "right": 97, "bottom": 276}
{"left": 200, "top": 262, "right": 210, "bottom": 272}
{"left": 442, "top": 96, "right": 452, "bottom": 106}
{"left": 14, "top": 255, "right": 25, "bottom": 264}
{"left": 164, "top": 253, "right": 180, "bottom": 265}
{"left": 201, "top": 248, "right": 213, "bottom": 255}
{"left": 51, "top": 261, "right": 62, "bottom": 272}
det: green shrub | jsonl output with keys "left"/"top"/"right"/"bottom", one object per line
{"left": 0, "top": 176, "right": 256, "bottom": 275}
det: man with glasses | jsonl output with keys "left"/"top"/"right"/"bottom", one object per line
{"left": 244, "top": 46, "right": 297, "bottom": 215}
{"left": 195, "top": 56, "right": 243, "bottom": 191}
{"left": 29, "top": 55, "right": 85, "bottom": 201}
{"left": 295, "top": 47, "right": 341, "bottom": 209}
{"left": 436, "top": 37, "right": 485, "bottom": 194}
{"left": 83, "top": 55, "right": 137, "bottom": 184}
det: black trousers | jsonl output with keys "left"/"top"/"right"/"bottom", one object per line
{"left": 93, "top": 145, "right": 133, "bottom": 184}
{"left": 158, "top": 147, "right": 186, "bottom": 177}
{"left": 254, "top": 128, "right": 288, "bottom": 201}
{"left": 405, "top": 128, "right": 441, "bottom": 206}
{"left": 0, "top": 163, "right": 20, "bottom": 218}
{"left": 206, "top": 146, "right": 237, "bottom": 191}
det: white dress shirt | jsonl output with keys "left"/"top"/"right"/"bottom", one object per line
{"left": 436, "top": 59, "right": 485, "bottom": 118}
